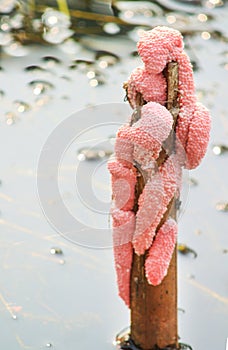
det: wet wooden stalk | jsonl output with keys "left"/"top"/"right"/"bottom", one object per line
{"left": 128, "top": 62, "right": 179, "bottom": 350}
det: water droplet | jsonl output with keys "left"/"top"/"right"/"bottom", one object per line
{"left": 212, "top": 144, "right": 228, "bottom": 155}
{"left": 24, "top": 65, "right": 46, "bottom": 73}
{"left": 178, "top": 244, "right": 197, "bottom": 258}
{"left": 103, "top": 22, "right": 120, "bottom": 35}
{"left": 28, "top": 80, "right": 54, "bottom": 95}
{"left": 95, "top": 50, "right": 120, "bottom": 67}
{"left": 50, "top": 247, "right": 63, "bottom": 255}
{"left": 12, "top": 314, "right": 17, "bottom": 320}
{"left": 46, "top": 343, "right": 52, "bottom": 348}
{"left": 59, "top": 259, "right": 65, "bottom": 265}
{"left": 215, "top": 202, "right": 228, "bottom": 212}
{"left": 13, "top": 100, "right": 30, "bottom": 113}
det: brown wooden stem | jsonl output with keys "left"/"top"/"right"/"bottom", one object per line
{"left": 129, "top": 62, "right": 180, "bottom": 350}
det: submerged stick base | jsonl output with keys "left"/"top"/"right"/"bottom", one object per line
{"left": 130, "top": 248, "right": 178, "bottom": 350}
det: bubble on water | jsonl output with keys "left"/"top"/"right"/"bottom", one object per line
{"left": 114, "top": 1, "right": 163, "bottom": 22}
{"left": 89, "top": 79, "right": 98, "bottom": 87}
{"left": 32, "top": 18, "right": 42, "bottom": 32}
{"left": 28, "top": 80, "right": 54, "bottom": 95}
{"left": 50, "top": 247, "right": 63, "bottom": 255}
{"left": 128, "top": 26, "right": 150, "bottom": 42}
{"left": 13, "top": 100, "right": 30, "bottom": 113}
{"left": 42, "top": 9, "right": 71, "bottom": 28}
{"left": 0, "top": 31, "right": 12, "bottom": 45}
{"left": 59, "top": 38, "right": 81, "bottom": 55}
{"left": 10, "top": 13, "right": 24, "bottom": 29}
{"left": 0, "top": 0, "right": 17, "bottom": 14}
{"left": 43, "top": 27, "right": 74, "bottom": 44}
{"left": 188, "top": 177, "right": 198, "bottom": 186}
{"left": 5, "top": 111, "right": 17, "bottom": 125}
{"left": 95, "top": 50, "right": 120, "bottom": 67}
{"left": 1, "top": 16, "right": 10, "bottom": 32}
{"left": 42, "top": 8, "right": 73, "bottom": 44}
{"left": 166, "top": 14, "right": 176, "bottom": 24}
{"left": 71, "top": 59, "right": 95, "bottom": 72}
{"left": 87, "top": 70, "right": 96, "bottom": 79}
{"left": 41, "top": 56, "right": 62, "bottom": 67}
{"left": 77, "top": 147, "right": 107, "bottom": 161}
{"left": 35, "top": 95, "right": 52, "bottom": 106}
{"left": 201, "top": 31, "right": 211, "bottom": 40}
{"left": 3, "top": 41, "right": 29, "bottom": 56}
{"left": 60, "top": 75, "right": 71, "bottom": 81}
{"left": 207, "top": 0, "right": 223, "bottom": 6}
{"left": 197, "top": 13, "right": 208, "bottom": 22}
{"left": 212, "top": 144, "right": 228, "bottom": 155}
{"left": 69, "top": 64, "right": 77, "bottom": 70}
{"left": 88, "top": 72, "right": 106, "bottom": 87}
{"left": 178, "top": 244, "right": 197, "bottom": 258}
{"left": 103, "top": 22, "right": 120, "bottom": 35}
{"left": 216, "top": 202, "right": 228, "bottom": 212}
{"left": 115, "top": 326, "right": 130, "bottom": 346}
{"left": 24, "top": 65, "right": 47, "bottom": 73}
{"left": 0, "top": 90, "right": 5, "bottom": 99}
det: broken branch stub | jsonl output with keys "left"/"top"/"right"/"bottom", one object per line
{"left": 128, "top": 61, "right": 179, "bottom": 350}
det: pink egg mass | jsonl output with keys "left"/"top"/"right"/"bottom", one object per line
{"left": 108, "top": 26, "right": 211, "bottom": 307}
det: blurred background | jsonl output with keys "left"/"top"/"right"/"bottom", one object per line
{"left": 0, "top": 1, "right": 228, "bottom": 349}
